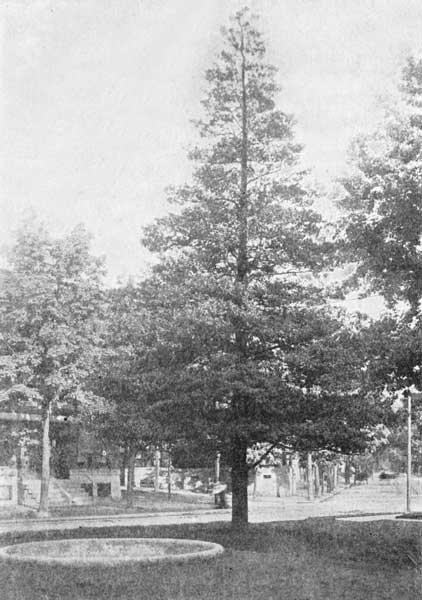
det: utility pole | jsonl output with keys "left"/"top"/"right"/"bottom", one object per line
{"left": 408, "top": 390, "right": 422, "bottom": 513}
{"left": 407, "top": 392, "right": 412, "bottom": 514}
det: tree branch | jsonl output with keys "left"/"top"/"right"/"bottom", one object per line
{"left": 249, "top": 440, "right": 286, "bottom": 469}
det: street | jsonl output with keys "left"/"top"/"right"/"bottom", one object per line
{"left": 1, "top": 473, "right": 420, "bottom": 534}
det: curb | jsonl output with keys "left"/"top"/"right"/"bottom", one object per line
{"left": 296, "top": 488, "right": 346, "bottom": 504}
{"left": 0, "top": 508, "right": 231, "bottom": 528}
{"left": 0, "top": 509, "right": 230, "bottom": 528}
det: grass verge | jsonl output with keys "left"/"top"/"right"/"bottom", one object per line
{"left": 0, "top": 490, "right": 213, "bottom": 521}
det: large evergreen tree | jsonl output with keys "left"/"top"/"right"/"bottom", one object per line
{"left": 142, "top": 10, "right": 376, "bottom": 526}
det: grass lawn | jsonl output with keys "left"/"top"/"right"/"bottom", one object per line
{"left": 0, "top": 490, "right": 214, "bottom": 521}
{"left": 50, "top": 490, "right": 214, "bottom": 517}
{"left": 1, "top": 518, "right": 422, "bottom": 599}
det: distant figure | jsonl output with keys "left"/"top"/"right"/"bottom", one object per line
{"left": 354, "top": 471, "right": 369, "bottom": 484}
{"left": 213, "top": 482, "right": 227, "bottom": 508}
{"left": 379, "top": 471, "right": 398, "bottom": 480}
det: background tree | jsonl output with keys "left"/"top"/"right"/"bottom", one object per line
{"left": 339, "top": 56, "right": 422, "bottom": 315}
{"left": 339, "top": 56, "right": 422, "bottom": 466}
{"left": 92, "top": 283, "right": 163, "bottom": 507}
{"left": 0, "top": 222, "right": 105, "bottom": 515}
{"left": 142, "top": 10, "right": 380, "bottom": 526}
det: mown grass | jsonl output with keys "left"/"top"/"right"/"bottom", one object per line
{"left": 1, "top": 519, "right": 422, "bottom": 599}
{"left": 0, "top": 490, "right": 213, "bottom": 521}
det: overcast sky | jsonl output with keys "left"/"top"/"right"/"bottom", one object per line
{"left": 2, "top": 0, "right": 422, "bottom": 283}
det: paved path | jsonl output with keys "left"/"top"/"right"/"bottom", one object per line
{"left": 1, "top": 474, "right": 420, "bottom": 534}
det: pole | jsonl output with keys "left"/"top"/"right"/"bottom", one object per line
{"left": 407, "top": 393, "right": 412, "bottom": 513}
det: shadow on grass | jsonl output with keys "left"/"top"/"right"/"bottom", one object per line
{"left": 3, "top": 559, "right": 226, "bottom": 600}
{"left": 1, "top": 519, "right": 422, "bottom": 599}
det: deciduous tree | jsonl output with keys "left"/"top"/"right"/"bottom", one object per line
{"left": 93, "top": 283, "right": 163, "bottom": 506}
{"left": 339, "top": 56, "right": 422, "bottom": 314}
{"left": 0, "top": 222, "right": 105, "bottom": 514}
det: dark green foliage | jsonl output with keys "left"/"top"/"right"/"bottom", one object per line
{"left": 92, "top": 283, "right": 162, "bottom": 454}
{"left": 140, "top": 10, "right": 384, "bottom": 525}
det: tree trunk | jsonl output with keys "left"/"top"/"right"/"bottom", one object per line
{"left": 38, "top": 400, "right": 52, "bottom": 516}
{"left": 230, "top": 19, "right": 249, "bottom": 531}
{"left": 154, "top": 448, "right": 161, "bottom": 492}
{"left": 126, "top": 448, "right": 136, "bottom": 508}
{"left": 276, "top": 467, "right": 281, "bottom": 498}
{"left": 253, "top": 466, "right": 257, "bottom": 498}
{"left": 290, "top": 454, "right": 298, "bottom": 495}
{"left": 231, "top": 437, "right": 248, "bottom": 528}
{"left": 314, "top": 462, "right": 320, "bottom": 498}
{"left": 16, "top": 443, "right": 25, "bottom": 506}
{"left": 167, "top": 452, "right": 172, "bottom": 499}
{"left": 333, "top": 464, "right": 338, "bottom": 490}
{"left": 307, "top": 453, "right": 314, "bottom": 501}
{"left": 120, "top": 447, "right": 128, "bottom": 487}
{"left": 288, "top": 465, "right": 293, "bottom": 496}
{"left": 345, "top": 457, "right": 351, "bottom": 485}
{"left": 237, "top": 24, "right": 248, "bottom": 282}
{"left": 327, "top": 465, "right": 334, "bottom": 492}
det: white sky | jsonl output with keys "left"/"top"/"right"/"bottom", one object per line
{"left": 1, "top": 0, "right": 422, "bottom": 285}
